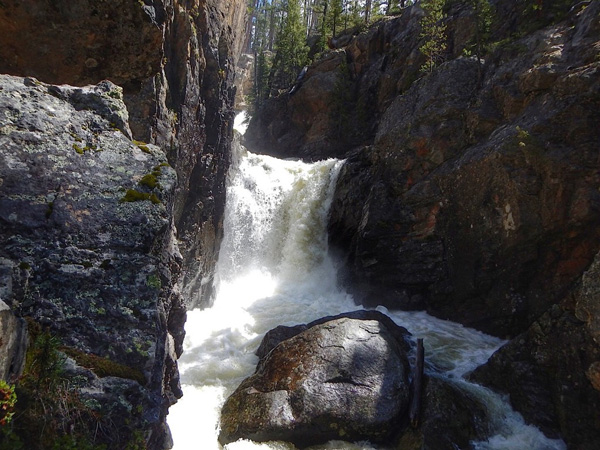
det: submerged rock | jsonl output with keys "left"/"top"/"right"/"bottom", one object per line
{"left": 396, "top": 376, "right": 489, "bottom": 450}
{"left": 219, "top": 312, "right": 412, "bottom": 447}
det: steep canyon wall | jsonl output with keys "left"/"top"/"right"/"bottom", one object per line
{"left": 244, "top": 1, "right": 600, "bottom": 447}
{"left": 0, "top": 0, "right": 246, "bottom": 448}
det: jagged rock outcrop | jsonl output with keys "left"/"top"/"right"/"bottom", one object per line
{"left": 471, "top": 250, "right": 600, "bottom": 449}
{"left": 0, "top": 0, "right": 247, "bottom": 311}
{"left": 244, "top": 0, "right": 600, "bottom": 445}
{"left": 0, "top": 74, "right": 179, "bottom": 447}
{"left": 0, "top": 0, "right": 246, "bottom": 448}
{"left": 219, "top": 310, "right": 491, "bottom": 449}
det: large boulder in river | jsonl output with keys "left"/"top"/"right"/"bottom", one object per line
{"left": 218, "top": 311, "right": 412, "bottom": 447}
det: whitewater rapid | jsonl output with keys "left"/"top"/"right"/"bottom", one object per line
{"left": 167, "top": 116, "right": 565, "bottom": 450}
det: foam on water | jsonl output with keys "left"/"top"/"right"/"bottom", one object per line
{"left": 168, "top": 135, "right": 565, "bottom": 450}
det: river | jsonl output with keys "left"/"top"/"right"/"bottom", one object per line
{"left": 167, "top": 113, "right": 565, "bottom": 450}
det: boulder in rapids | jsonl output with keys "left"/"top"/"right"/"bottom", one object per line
{"left": 218, "top": 311, "right": 412, "bottom": 447}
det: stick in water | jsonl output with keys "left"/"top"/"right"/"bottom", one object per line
{"left": 409, "top": 338, "right": 424, "bottom": 428}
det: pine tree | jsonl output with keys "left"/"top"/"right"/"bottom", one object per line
{"left": 253, "top": 49, "right": 272, "bottom": 111}
{"left": 419, "top": 0, "right": 447, "bottom": 73}
{"left": 327, "top": 0, "right": 344, "bottom": 36}
{"left": 467, "top": 0, "right": 493, "bottom": 65}
{"left": 271, "top": 0, "right": 310, "bottom": 90}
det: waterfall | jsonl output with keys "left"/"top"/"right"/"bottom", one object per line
{"left": 168, "top": 117, "right": 565, "bottom": 449}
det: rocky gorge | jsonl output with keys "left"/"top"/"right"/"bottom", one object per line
{"left": 243, "top": 0, "right": 600, "bottom": 448}
{"left": 0, "top": 0, "right": 598, "bottom": 449}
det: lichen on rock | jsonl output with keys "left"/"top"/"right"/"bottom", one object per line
{"left": 0, "top": 74, "right": 180, "bottom": 448}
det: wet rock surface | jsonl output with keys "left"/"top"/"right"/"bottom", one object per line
{"left": 471, "top": 251, "right": 600, "bottom": 449}
{"left": 220, "top": 310, "right": 493, "bottom": 449}
{"left": 219, "top": 312, "right": 412, "bottom": 447}
{"left": 395, "top": 376, "right": 489, "bottom": 450}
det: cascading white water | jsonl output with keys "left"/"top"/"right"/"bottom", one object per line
{"left": 168, "top": 116, "right": 566, "bottom": 450}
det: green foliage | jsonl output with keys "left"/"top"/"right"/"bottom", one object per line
{"left": 252, "top": 49, "right": 273, "bottom": 112}
{"left": 124, "top": 429, "right": 147, "bottom": 450}
{"left": 331, "top": 60, "right": 354, "bottom": 137}
{"left": 146, "top": 274, "right": 161, "bottom": 290}
{"left": 465, "top": 0, "right": 494, "bottom": 63}
{"left": 0, "top": 381, "right": 16, "bottom": 427}
{"left": 9, "top": 326, "right": 102, "bottom": 449}
{"left": 25, "top": 330, "right": 66, "bottom": 392}
{"left": 120, "top": 189, "right": 161, "bottom": 205}
{"left": 5, "top": 320, "right": 147, "bottom": 449}
{"left": 61, "top": 348, "right": 145, "bottom": 385}
{"left": 419, "top": 0, "right": 448, "bottom": 73}
{"left": 521, "top": 0, "right": 575, "bottom": 32}
{"left": 271, "top": 0, "right": 309, "bottom": 90}
{"left": 326, "top": 0, "right": 344, "bottom": 36}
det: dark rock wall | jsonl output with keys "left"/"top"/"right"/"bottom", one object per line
{"left": 471, "top": 251, "right": 600, "bottom": 448}
{"left": 0, "top": 0, "right": 246, "bottom": 448}
{"left": 244, "top": 0, "right": 600, "bottom": 445}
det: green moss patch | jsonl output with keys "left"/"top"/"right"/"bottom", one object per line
{"left": 133, "top": 140, "right": 151, "bottom": 154}
{"left": 72, "top": 143, "right": 99, "bottom": 154}
{"left": 139, "top": 173, "right": 158, "bottom": 189}
{"left": 120, "top": 189, "right": 160, "bottom": 204}
{"left": 61, "top": 347, "right": 145, "bottom": 385}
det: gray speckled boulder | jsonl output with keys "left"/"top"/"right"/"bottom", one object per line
{"left": 219, "top": 314, "right": 412, "bottom": 448}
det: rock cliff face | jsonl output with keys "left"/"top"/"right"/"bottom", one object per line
{"left": 244, "top": 0, "right": 600, "bottom": 446}
{"left": 0, "top": 0, "right": 246, "bottom": 448}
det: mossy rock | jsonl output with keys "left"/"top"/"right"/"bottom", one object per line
{"left": 120, "top": 189, "right": 160, "bottom": 204}
{"left": 61, "top": 347, "right": 146, "bottom": 385}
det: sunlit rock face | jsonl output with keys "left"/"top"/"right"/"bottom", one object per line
{"left": 219, "top": 310, "right": 494, "bottom": 448}
{"left": 0, "top": 0, "right": 247, "bottom": 311}
{"left": 0, "top": 74, "right": 179, "bottom": 448}
{"left": 219, "top": 312, "right": 412, "bottom": 447}
{"left": 0, "top": 0, "right": 247, "bottom": 447}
